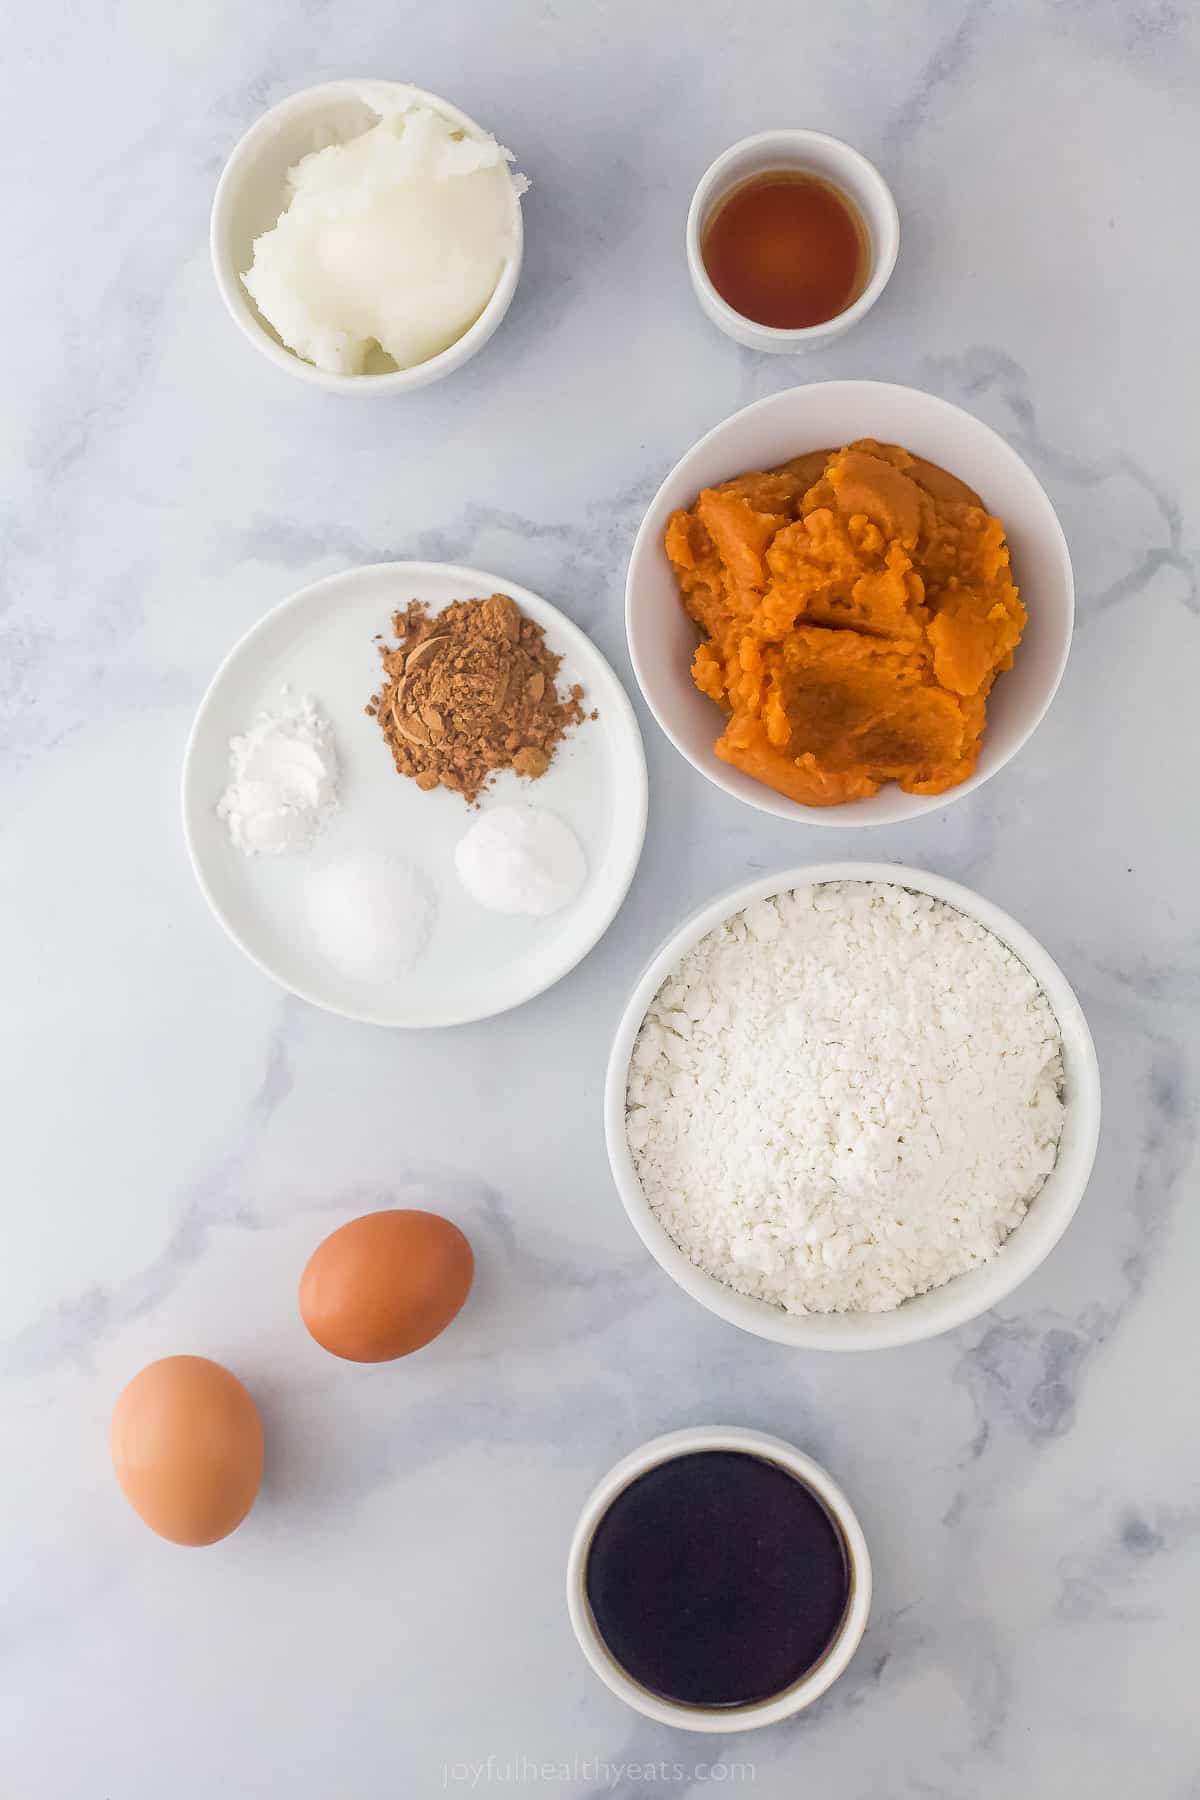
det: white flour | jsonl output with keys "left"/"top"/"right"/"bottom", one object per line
{"left": 218, "top": 694, "right": 339, "bottom": 854}
{"left": 626, "top": 882, "right": 1066, "bottom": 1314}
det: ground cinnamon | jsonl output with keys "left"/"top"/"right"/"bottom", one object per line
{"left": 367, "top": 593, "right": 587, "bottom": 804}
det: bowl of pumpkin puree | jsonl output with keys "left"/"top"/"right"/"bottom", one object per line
{"left": 627, "top": 382, "right": 1074, "bottom": 824}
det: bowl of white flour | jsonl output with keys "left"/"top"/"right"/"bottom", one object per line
{"left": 606, "top": 864, "right": 1100, "bottom": 1350}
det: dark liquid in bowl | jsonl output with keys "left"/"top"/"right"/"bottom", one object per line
{"left": 702, "top": 171, "right": 869, "bottom": 329}
{"left": 584, "top": 1450, "right": 851, "bottom": 1708}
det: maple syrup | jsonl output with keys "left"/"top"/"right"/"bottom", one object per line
{"left": 584, "top": 1450, "right": 851, "bottom": 1708}
{"left": 702, "top": 170, "right": 869, "bottom": 330}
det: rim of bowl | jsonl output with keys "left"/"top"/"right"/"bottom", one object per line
{"left": 625, "top": 380, "right": 1076, "bottom": 826}
{"left": 603, "top": 861, "right": 1102, "bottom": 1350}
{"left": 209, "top": 79, "right": 525, "bottom": 393}
{"left": 685, "top": 129, "right": 900, "bottom": 345}
{"left": 566, "top": 1426, "right": 872, "bottom": 1731}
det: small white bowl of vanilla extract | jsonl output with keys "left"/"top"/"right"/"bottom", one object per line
{"left": 686, "top": 129, "right": 899, "bottom": 351}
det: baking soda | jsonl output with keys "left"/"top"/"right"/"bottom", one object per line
{"left": 455, "top": 805, "right": 586, "bottom": 916}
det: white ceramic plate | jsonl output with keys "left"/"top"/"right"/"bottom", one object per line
{"left": 627, "top": 382, "right": 1075, "bottom": 826}
{"left": 183, "top": 562, "right": 646, "bottom": 1026}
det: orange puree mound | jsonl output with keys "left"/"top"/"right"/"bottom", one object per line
{"left": 665, "top": 440, "right": 1026, "bottom": 806}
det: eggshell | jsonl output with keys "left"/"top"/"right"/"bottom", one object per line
{"left": 300, "top": 1209, "right": 474, "bottom": 1362}
{"left": 110, "top": 1355, "right": 264, "bottom": 1546}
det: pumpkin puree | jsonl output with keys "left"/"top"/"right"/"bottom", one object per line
{"left": 665, "top": 441, "right": 1026, "bottom": 805}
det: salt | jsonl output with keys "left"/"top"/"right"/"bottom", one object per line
{"left": 306, "top": 850, "right": 435, "bottom": 984}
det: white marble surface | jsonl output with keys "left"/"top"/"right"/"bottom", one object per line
{"left": 2, "top": 2, "right": 1198, "bottom": 1794}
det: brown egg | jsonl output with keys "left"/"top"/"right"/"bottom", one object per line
{"left": 300, "top": 1209, "right": 474, "bottom": 1362}
{"left": 110, "top": 1356, "right": 264, "bottom": 1546}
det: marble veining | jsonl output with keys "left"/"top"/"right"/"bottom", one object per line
{"left": 1, "top": 1, "right": 1197, "bottom": 1795}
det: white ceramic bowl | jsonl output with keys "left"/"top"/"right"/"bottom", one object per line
{"left": 210, "top": 80, "right": 524, "bottom": 394}
{"left": 627, "top": 381, "right": 1075, "bottom": 827}
{"left": 686, "top": 130, "right": 899, "bottom": 352}
{"left": 604, "top": 862, "right": 1101, "bottom": 1351}
{"left": 567, "top": 1426, "right": 871, "bottom": 1730}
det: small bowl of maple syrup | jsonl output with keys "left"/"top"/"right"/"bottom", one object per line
{"left": 687, "top": 129, "right": 899, "bottom": 352}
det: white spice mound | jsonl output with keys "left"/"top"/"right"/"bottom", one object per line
{"left": 455, "top": 804, "right": 586, "bottom": 916}
{"left": 306, "top": 850, "right": 434, "bottom": 985}
{"left": 625, "top": 882, "right": 1066, "bottom": 1315}
{"left": 218, "top": 694, "right": 338, "bottom": 855}
{"left": 242, "top": 98, "right": 526, "bottom": 376}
